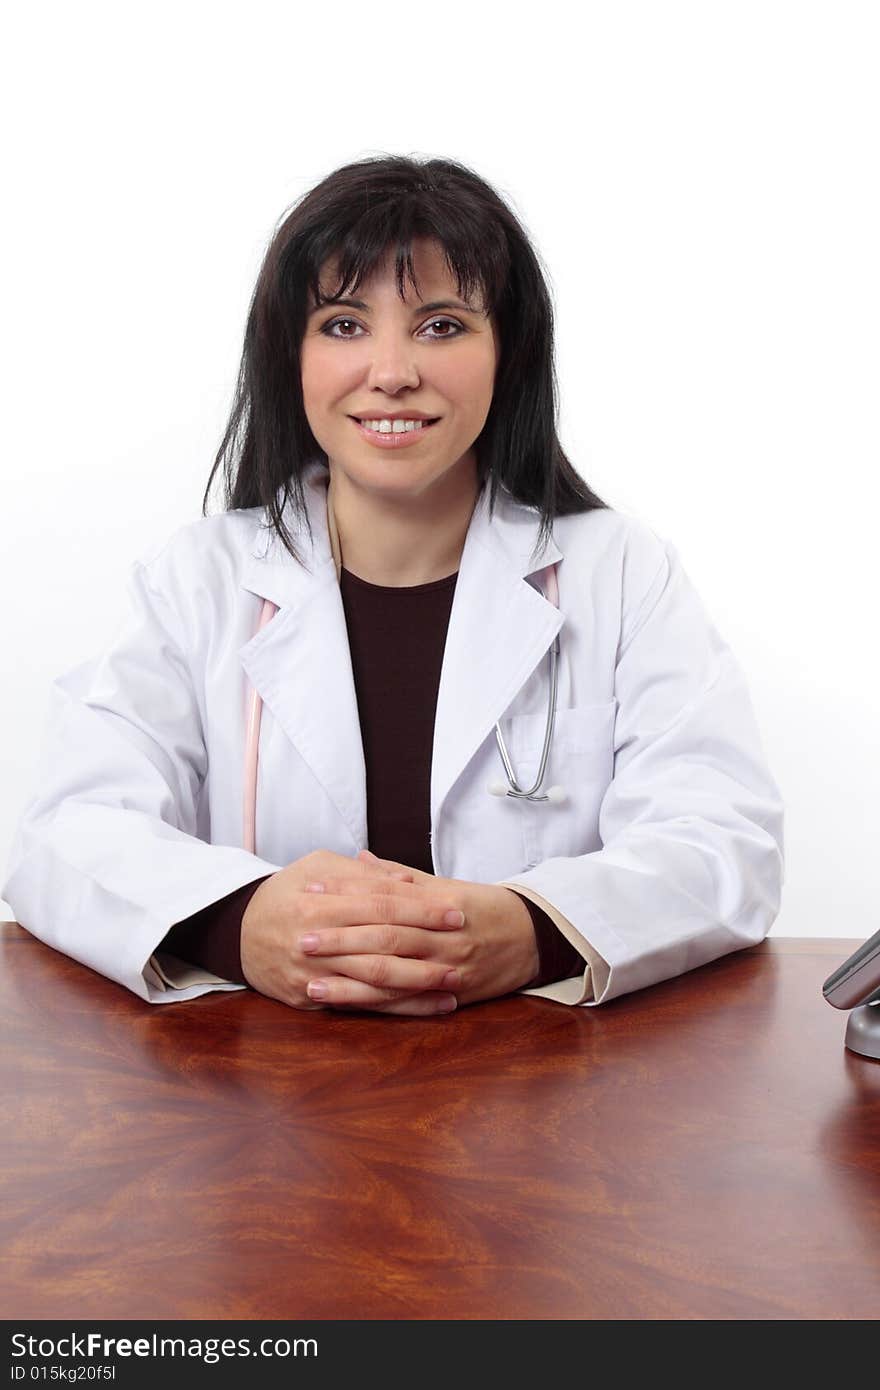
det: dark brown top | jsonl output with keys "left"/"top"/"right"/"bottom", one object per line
{"left": 161, "top": 566, "right": 586, "bottom": 991}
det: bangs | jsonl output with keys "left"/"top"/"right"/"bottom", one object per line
{"left": 303, "top": 199, "right": 509, "bottom": 320}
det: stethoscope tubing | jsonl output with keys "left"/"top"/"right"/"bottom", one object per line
{"left": 243, "top": 595, "right": 279, "bottom": 855}
{"left": 494, "top": 560, "right": 560, "bottom": 801}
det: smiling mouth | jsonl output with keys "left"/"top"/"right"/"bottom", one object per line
{"left": 349, "top": 417, "right": 441, "bottom": 432}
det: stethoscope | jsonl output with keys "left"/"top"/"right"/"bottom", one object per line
{"left": 243, "top": 489, "right": 565, "bottom": 855}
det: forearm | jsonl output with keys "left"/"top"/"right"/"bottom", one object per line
{"left": 159, "top": 875, "right": 274, "bottom": 984}
{"left": 512, "top": 892, "right": 588, "bottom": 988}
{"left": 495, "top": 888, "right": 541, "bottom": 991}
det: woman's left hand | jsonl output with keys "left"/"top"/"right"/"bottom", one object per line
{"left": 298, "top": 850, "right": 539, "bottom": 1010}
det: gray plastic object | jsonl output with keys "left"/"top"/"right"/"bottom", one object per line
{"left": 844, "top": 1001, "right": 880, "bottom": 1060}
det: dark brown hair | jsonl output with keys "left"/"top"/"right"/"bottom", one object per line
{"left": 202, "top": 153, "right": 610, "bottom": 566}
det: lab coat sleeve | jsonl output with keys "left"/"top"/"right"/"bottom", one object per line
{"left": 496, "top": 883, "right": 608, "bottom": 1005}
{"left": 2, "top": 559, "right": 284, "bottom": 1004}
{"left": 495, "top": 535, "right": 785, "bottom": 1006}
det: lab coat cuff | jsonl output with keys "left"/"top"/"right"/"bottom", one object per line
{"left": 135, "top": 857, "right": 283, "bottom": 1002}
{"left": 148, "top": 952, "right": 236, "bottom": 990}
{"left": 495, "top": 880, "right": 608, "bottom": 1005}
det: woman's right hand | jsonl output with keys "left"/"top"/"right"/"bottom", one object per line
{"left": 240, "top": 849, "right": 463, "bottom": 1016}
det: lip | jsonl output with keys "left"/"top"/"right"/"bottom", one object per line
{"left": 350, "top": 417, "right": 441, "bottom": 449}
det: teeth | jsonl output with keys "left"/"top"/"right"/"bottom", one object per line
{"left": 359, "top": 418, "right": 427, "bottom": 433}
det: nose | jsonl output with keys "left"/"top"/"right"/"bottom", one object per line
{"left": 363, "top": 331, "right": 422, "bottom": 393}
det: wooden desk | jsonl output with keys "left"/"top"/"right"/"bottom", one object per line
{"left": 2, "top": 923, "right": 879, "bottom": 1321}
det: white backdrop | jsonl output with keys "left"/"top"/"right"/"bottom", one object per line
{"left": 2, "top": 0, "right": 877, "bottom": 939}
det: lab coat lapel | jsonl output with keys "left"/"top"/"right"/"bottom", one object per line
{"left": 430, "top": 481, "right": 563, "bottom": 830}
{"left": 238, "top": 466, "right": 368, "bottom": 849}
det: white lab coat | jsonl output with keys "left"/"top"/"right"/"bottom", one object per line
{"left": 3, "top": 459, "right": 784, "bottom": 1008}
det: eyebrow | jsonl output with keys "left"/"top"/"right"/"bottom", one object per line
{"left": 309, "top": 297, "right": 480, "bottom": 316}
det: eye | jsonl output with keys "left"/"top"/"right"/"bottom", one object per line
{"left": 319, "top": 316, "right": 464, "bottom": 340}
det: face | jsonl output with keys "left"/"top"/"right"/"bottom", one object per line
{"left": 299, "top": 237, "right": 499, "bottom": 504}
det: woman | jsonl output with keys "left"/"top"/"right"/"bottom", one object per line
{"left": 3, "top": 155, "right": 785, "bottom": 1016}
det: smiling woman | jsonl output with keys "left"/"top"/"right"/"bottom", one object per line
{"left": 202, "top": 154, "right": 606, "bottom": 579}
{"left": 299, "top": 234, "right": 502, "bottom": 585}
{"left": 3, "top": 154, "right": 784, "bottom": 1021}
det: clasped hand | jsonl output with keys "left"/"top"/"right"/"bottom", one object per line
{"left": 240, "top": 848, "right": 539, "bottom": 1016}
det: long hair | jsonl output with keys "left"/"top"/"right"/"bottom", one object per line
{"left": 202, "top": 154, "right": 611, "bottom": 567}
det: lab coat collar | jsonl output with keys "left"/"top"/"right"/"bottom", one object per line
{"left": 242, "top": 458, "right": 562, "bottom": 597}
{"left": 239, "top": 458, "right": 564, "bottom": 848}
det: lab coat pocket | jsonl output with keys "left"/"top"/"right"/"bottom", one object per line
{"left": 503, "top": 700, "right": 618, "bottom": 867}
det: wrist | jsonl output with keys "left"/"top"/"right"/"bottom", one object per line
{"left": 497, "top": 887, "right": 540, "bottom": 989}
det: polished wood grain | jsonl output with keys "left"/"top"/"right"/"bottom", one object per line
{"left": 2, "top": 922, "right": 878, "bottom": 1320}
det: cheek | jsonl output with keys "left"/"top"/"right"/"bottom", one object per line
{"left": 300, "top": 345, "right": 330, "bottom": 399}
{"left": 441, "top": 353, "right": 495, "bottom": 408}
{"left": 300, "top": 341, "right": 351, "bottom": 400}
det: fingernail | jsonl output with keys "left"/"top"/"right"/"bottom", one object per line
{"left": 307, "top": 980, "right": 328, "bottom": 999}
{"left": 298, "top": 934, "right": 319, "bottom": 952}
{"left": 436, "top": 995, "right": 457, "bottom": 1013}
{"left": 444, "top": 910, "right": 465, "bottom": 926}
{"left": 441, "top": 969, "right": 460, "bottom": 988}
{"left": 305, "top": 882, "right": 325, "bottom": 893}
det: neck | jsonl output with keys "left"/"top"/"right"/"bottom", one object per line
{"left": 327, "top": 460, "right": 480, "bottom": 587}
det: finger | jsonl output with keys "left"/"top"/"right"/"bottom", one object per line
{"left": 334, "top": 992, "right": 458, "bottom": 1017}
{"left": 304, "top": 875, "right": 424, "bottom": 899}
{"left": 298, "top": 922, "right": 452, "bottom": 960}
{"left": 303, "top": 970, "right": 424, "bottom": 1008}
{"left": 358, "top": 851, "right": 434, "bottom": 890}
{"left": 356, "top": 850, "right": 413, "bottom": 880}
{"left": 306, "top": 953, "right": 460, "bottom": 995}
{"left": 301, "top": 886, "right": 466, "bottom": 932}
{"left": 306, "top": 971, "right": 458, "bottom": 1008}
